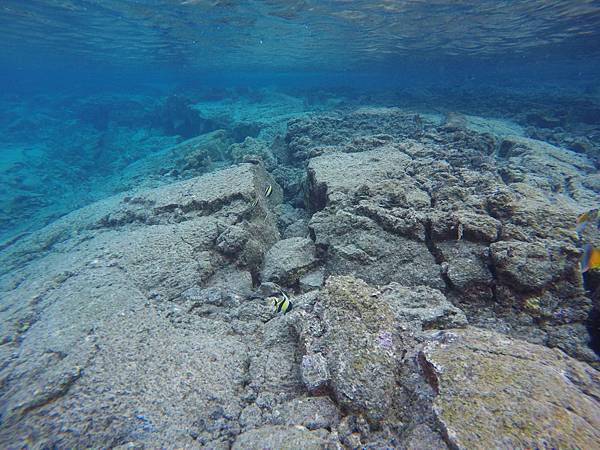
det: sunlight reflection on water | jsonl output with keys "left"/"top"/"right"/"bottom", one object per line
{"left": 1, "top": 1, "right": 600, "bottom": 69}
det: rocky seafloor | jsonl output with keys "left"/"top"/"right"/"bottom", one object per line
{"left": 1, "top": 95, "right": 600, "bottom": 449}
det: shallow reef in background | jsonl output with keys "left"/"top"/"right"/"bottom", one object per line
{"left": 2, "top": 84, "right": 599, "bottom": 243}
{"left": 0, "top": 82, "right": 599, "bottom": 448}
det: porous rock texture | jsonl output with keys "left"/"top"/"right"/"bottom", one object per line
{"left": 0, "top": 163, "right": 286, "bottom": 448}
{"left": 292, "top": 276, "right": 466, "bottom": 425}
{"left": 0, "top": 107, "right": 599, "bottom": 449}
{"left": 261, "top": 237, "right": 318, "bottom": 285}
{"left": 299, "top": 110, "right": 599, "bottom": 363}
{"left": 419, "top": 328, "right": 600, "bottom": 450}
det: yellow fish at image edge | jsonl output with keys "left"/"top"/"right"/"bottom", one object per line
{"left": 576, "top": 208, "right": 599, "bottom": 236}
{"left": 581, "top": 243, "right": 600, "bottom": 273}
{"left": 270, "top": 291, "right": 292, "bottom": 314}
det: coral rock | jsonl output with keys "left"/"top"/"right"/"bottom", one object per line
{"left": 419, "top": 328, "right": 600, "bottom": 450}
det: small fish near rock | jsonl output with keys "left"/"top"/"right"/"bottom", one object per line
{"left": 264, "top": 184, "right": 273, "bottom": 198}
{"left": 575, "top": 207, "right": 600, "bottom": 272}
{"left": 251, "top": 184, "right": 274, "bottom": 209}
{"left": 576, "top": 207, "right": 599, "bottom": 237}
{"left": 581, "top": 243, "right": 600, "bottom": 273}
{"left": 268, "top": 290, "right": 293, "bottom": 315}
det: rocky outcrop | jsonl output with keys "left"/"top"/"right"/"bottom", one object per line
{"left": 309, "top": 206, "right": 444, "bottom": 289}
{"left": 311, "top": 276, "right": 402, "bottom": 422}
{"left": 261, "top": 237, "right": 318, "bottom": 286}
{"left": 1, "top": 105, "right": 599, "bottom": 449}
{"left": 419, "top": 328, "right": 600, "bottom": 450}
{"left": 230, "top": 136, "right": 277, "bottom": 170}
{"left": 498, "top": 135, "right": 597, "bottom": 204}
{"left": 307, "top": 146, "right": 445, "bottom": 290}
{"left": 285, "top": 107, "right": 424, "bottom": 161}
{"left": 288, "top": 275, "right": 600, "bottom": 449}
{"left": 301, "top": 110, "right": 598, "bottom": 363}
{"left": 293, "top": 276, "right": 466, "bottom": 426}
{"left": 306, "top": 146, "right": 413, "bottom": 210}
{"left": 231, "top": 425, "right": 330, "bottom": 450}
{"left": 0, "top": 163, "right": 284, "bottom": 448}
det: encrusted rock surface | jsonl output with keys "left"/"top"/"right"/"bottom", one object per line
{"left": 419, "top": 327, "right": 600, "bottom": 450}
{"left": 289, "top": 276, "right": 468, "bottom": 445}
{"left": 1, "top": 106, "right": 599, "bottom": 448}
{"left": 0, "top": 163, "right": 284, "bottom": 448}
{"left": 297, "top": 110, "right": 598, "bottom": 363}
{"left": 380, "top": 282, "right": 468, "bottom": 331}
{"left": 314, "top": 276, "right": 402, "bottom": 422}
{"left": 261, "top": 237, "right": 318, "bottom": 286}
{"left": 273, "top": 396, "right": 340, "bottom": 431}
{"left": 306, "top": 146, "right": 413, "bottom": 210}
{"left": 231, "top": 425, "right": 330, "bottom": 450}
{"left": 309, "top": 206, "right": 444, "bottom": 289}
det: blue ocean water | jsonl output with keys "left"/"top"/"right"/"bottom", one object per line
{"left": 3, "top": 3, "right": 600, "bottom": 448}
{"left": 1, "top": 1, "right": 600, "bottom": 240}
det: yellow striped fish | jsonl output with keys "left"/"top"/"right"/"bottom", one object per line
{"left": 270, "top": 291, "right": 292, "bottom": 314}
{"left": 249, "top": 184, "right": 273, "bottom": 210}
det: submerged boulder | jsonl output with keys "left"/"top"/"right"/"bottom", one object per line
{"left": 419, "top": 327, "right": 600, "bottom": 450}
{"left": 0, "top": 163, "right": 282, "bottom": 448}
{"left": 299, "top": 110, "right": 598, "bottom": 363}
{"left": 231, "top": 425, "right": 330, "bottom": 450}
{"left": 261, "top": 237, "right": 318, "bottom": 286}
{"left": 319, "top": 276, "right": 401, "bottom": 422}
{"left": 306, "top": 147, "right": 412, "bottom": 211}
{"left": 293, "top": 275, "right": 467, "bottom": 423}
{"left": 309, "top": 208, "right": 444, "bottom": 290}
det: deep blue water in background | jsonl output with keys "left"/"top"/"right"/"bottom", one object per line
{"left": 1, "top": 0, "right": 600, "bottom": 242}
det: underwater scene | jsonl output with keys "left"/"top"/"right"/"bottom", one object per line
{"left": 1, "top": 1, "right": 600, "bottom": 448}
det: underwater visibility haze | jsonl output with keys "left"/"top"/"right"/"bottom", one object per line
{"left": 1, "top": 1, "right": 600, "bottom": 448}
